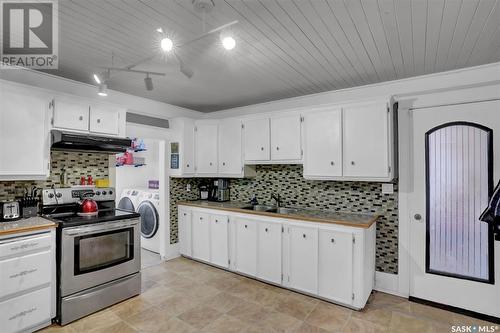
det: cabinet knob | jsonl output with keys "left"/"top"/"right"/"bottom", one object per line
{"left": 97, "top": 118, "right": 101, "bottom": 123}
{"left": 276, "top": 146, "right": 279, "bottom": 150}
{"left": 414, "top": 214, "right": 422, "bottom": 221}
{"left": 222, "top": 162, "right": 226, "bottom": 166}
{"left": 302, "top": 234, "right": 306, "bottom": 239}
{"left": 209, "top": 162, "right": 213, "bottom": 166}
{"left": 186, "top": 164, "right": 190, "bottom": 167}
{"left": 351, "top": 161, "right": 355, "bottom": 165}
{"left": 183, "top": 213, "right": 186, "bottom": 216}
{"left": 260, "top": 147, "right": 264, "bottom": 151}
{"left": 244, "top": 225, "right": 248, "bottom": 229}
{"left": 331, "top": 238, "right": 335, "bottom": 243}
{"left": 330, "top": 161, "right": 334, "bottom": 166}
{"left": 200, "top": 217, "right": 203, "bottom": 220}
{"left": 215, "top": 219, "right": 218, "bottom": 223}
{"left": 79, "top": 116, "right": 83, "bottom": 121}
{"left": 265, "top": 228, "right": 268, "bottom": 232}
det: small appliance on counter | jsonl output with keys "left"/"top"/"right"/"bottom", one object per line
{"left": 208, "top": 178, "right": 230, "bottom": 202}
{"left": 0, "top": 200, "right": 20, "bottom": 221}
{"left": 199, "top": 183, "right": 209, "bottom": 200}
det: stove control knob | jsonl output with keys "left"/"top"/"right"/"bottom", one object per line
{"left": 56, "top": 192, "right": 62, "bottom": 198}
{"left": 102, "top": 191, "right": 107, "bottom": 195}
{"left": 48, "top": 193, "right": 54, "bottom": 198}
{"left": 95, "top": 191, "right": 101, "bottom": 195}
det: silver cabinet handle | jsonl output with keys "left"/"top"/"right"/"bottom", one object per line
{"left": 9, "top": 307, "right": 37, "bottom": 321}
{"left": 9, "top": 268, "right": 37, "bottom": 279}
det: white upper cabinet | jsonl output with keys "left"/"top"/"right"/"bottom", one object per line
{"left": 303, "top": 108, "right": 342, "bottom": 179}
{"left": 243, "top": 118, "right": 270, "bottom": 162}
{"left": 270, "top": 114, "right": 302, "bottom": 161}
{"left": 343, "top": 102, "right": 390, "bottom": 179}
{"left": 52, "top": 98, "right": 89, "bottom": 132}
{"left": 0, "top": 82, "right": 50, "bottom": 180}
{"left": 89, "top": 105, "right": 120, "bottom": 135}
{"left": 218, "top": 118, "right": 243, "bottom": 176}
{"left": 170, "top": 118, "right": 195, "bottom": 177}
{"left": 195, "top": 121, "right": 218, "bottom": 175}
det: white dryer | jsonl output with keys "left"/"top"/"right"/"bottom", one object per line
{"left": 137, "top": 190, "right": 161, "bottom": 253}
{"left": 117, "top": 189, "right": 143, "bottom": 212}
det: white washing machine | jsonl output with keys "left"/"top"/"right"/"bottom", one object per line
{"left": 117, "top": 189, "right": 143, "bottom": 212}
{"left": 137, "top": 190, "right": 161, "bottom": 253}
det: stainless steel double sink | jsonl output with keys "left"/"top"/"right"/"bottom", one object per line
{"left": 240, "top": 205, "right": 300, "bottom": 215}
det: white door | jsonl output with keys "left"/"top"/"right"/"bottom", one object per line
{"left": 89, "top": 106, "right": 119, "bottom": 135}
{"left": 210, "top": 214, "right": 229, "bottom": 268}
{"left": 0, "top": 84, "right": 50, "bottom": 179}
{"left": 409, "top": 100, "right": 500, "bottom": 317}
{"left": 235, "top": 218, "right": 257, "bottom": 276}
{"left": 195, "top": 123, "right": 218, "bottom": 174}
{"left": 288, "top": 225, "right": 318, "bottom": 294}
{"left": 271, "top": 114, "right": 302, "bottom": 161}
{"left": 53, "top": 98, "right": 89, "bottom": 131}
{"left": 257, "top": 222, "right": 282, "bottom": 284}
{"left": 219, "top": 118, "right": 243, "bottom": 175}
{"left": 178, "top": 208, "right": 192, "bottom": 257}
{"left": 343, "top": 103, "right": 389, "bottom": 178}
{"left": 318, "top": 229, "right": 353, "bottom": 304}
{"left": 303, "top": 108, "right": 342, "bottom": 178}
{"left": 191, "top": 211, "right": 210, "bottom": 262}
{"left": 243, "top": 118, "right": 270, "bottom": 161}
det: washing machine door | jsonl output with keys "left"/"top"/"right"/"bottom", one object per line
{"left": 137, "top": 201, "right": 159, "bottom": 238}
{"left": 118, "top": 197, "right": 135, "bottom": 211}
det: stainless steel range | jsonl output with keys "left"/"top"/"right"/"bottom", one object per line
{"left": 41, "top": 187, "right": 141, "bottom": 325}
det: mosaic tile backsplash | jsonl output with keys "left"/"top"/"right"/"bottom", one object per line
{"left": 0, "top": 151, "right": 110, "bottom": 201}
{"left": 170, "top": 164, "right": 398, "bottom": 274}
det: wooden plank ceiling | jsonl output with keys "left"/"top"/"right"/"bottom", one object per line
{"left": 47, "top": 0, "right": 500, "bottom": 112}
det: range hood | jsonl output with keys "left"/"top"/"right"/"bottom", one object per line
{"left": 51, "top": 130, "right": 131, "bottom": 154}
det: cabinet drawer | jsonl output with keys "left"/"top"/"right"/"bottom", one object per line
{"left": 0, "top": 233, "right": 51, "bottom": 259}
{"left": 0, "top": 286, "right": 51, "bottom": 333}
{"left": 0, "top": 251, "right": 52, "bottom": 298}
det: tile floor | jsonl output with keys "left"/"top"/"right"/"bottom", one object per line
{"left": 40, "top": 257, "right": 498, "bottom": 333}
{"left": 141, "top": 248, "right": 162, "bottom": 269}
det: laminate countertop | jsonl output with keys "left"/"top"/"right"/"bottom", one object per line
{"left": 178, "top": 201, "right": 379, "bottom": 229}
{"left": 0, "top": 216, "right": 56, "bottom": 236}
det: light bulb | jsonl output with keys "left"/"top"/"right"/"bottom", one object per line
{"left": 161, "top": 37, "right": 173, "bottom": 52}
{"left": 222, "top": 36, "right": 236, "bottom": 50}
{"left": 93, "top": 73, "right": 101, "bottom": 84}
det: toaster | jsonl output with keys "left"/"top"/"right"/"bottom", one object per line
{"left": 0, "top": 201, "right": 20, "bottom": 221}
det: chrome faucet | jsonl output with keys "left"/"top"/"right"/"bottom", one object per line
{"left": 271, "top": 193, "right": 282, "bottom": 207}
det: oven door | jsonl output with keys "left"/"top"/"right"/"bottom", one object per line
{"left": 60, "top": 218, "right": 140, "bottom": 296}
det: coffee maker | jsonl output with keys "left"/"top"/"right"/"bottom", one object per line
{"left": 208, "top": 179, "right": 230, "bottom": 202}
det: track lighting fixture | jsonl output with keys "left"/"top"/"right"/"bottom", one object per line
{"left": 93, "top": 73, "right": 101, "bottom": 84}
{"left": 144, "top": 74, "right": 154, "bottom": 91}
{"left": 97, "top": 83, "right": 108, "bottom": 96}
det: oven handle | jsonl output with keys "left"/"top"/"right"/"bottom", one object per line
{"left": 63, "top": 219, "right": 139, "bottom": 236}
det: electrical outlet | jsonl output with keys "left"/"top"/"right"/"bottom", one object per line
{"left": 381, "top": 183, "right": 394, "bottom": 194}
{"left": 186, "top": 184, "right": 192, "bottom": 192}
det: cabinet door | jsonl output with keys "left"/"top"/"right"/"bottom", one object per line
{"left": 303, "top": 109, "right": 342, "bottom": 178}
{"left": 192, "top": 212, "right": 210, "bottom": 262}
{"left": 234, "top": 218, "right": 257, "bottom": 276}
{"left": 288, "top": 225, "right": 318, "bottom": 294}
{"left": 210, "top": 214, "right": 229, "bottom": 268}
{"left": 195, "top": 123, "right": 218, "bottom": 174}
{"left": 53, "top": 98, "right": 89, "bottom": 131}
{"left": 218, "top": 118, "right": 243, "bottom": 175}
{"left": 318, "top": 229, "right": 353, "bottom": 304}
{"left": 243, "top": 118, "right": 270, "bottom": 161}
{"left": 343, "top": 103, "right": 389, "bottom": 178}
{"left": 271, "top": 114, "right": 302, "bottom": 161}
{"left": 0, "top": 84, "right": 50, "bottom": 179}
{"left": 89, "top": 106, "right": 120, "bottom": 135}
{"left": 183, "top": 120, "right": 196, "bottom": 174}
{"left": 178, "top": 208, "right": 192, "bottom": 257}
{"left": 257, "top": 222, "right": 282, "bottom": 284}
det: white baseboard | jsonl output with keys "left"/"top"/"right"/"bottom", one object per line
{"left": 374, "top": 271, "right": 407, "bottom": 298}
{"left": 161, "top": 243, "right": 180, "bottom": 261}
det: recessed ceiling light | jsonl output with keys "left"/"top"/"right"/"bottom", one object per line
{"left": 222, "top": 36, "right": 235, "bottom": 50}
{"left": 97, "top": 83, "right": 108, "bottom": 96}
{"left": 93, "top": 73, "right": 101, "bottom": 84}
{"left": 161, "top": 37, "right": 173, "bottom": 52}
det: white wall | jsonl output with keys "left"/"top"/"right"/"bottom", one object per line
{"left": 204, "top": 62, "right": 500, "bottom": 118}
{"left": 0, "top": 66, "right": 202, "bottom": 119}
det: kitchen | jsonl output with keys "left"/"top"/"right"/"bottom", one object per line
{"left": 0, "top": 0, "right": 499, "bottom": 332}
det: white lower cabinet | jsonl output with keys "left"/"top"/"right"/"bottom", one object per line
{"left": 178, "top": 205, "right": 375, "bottom": 310}
{"left": 210, "top": 214, "right": 229, "bottom": 268}
{"left": 257, "top": 222, "right": 282, "bottom": 284}
{"left": 318, "top": 229, "right": 354, "bottom": 305}
{"left": 288, "top": 225, "right": 318, "bottom": 294}
{"left": 192, "top": 212, "right": 210, "bottom": 262}
{"left": 234, "top": 218, "right": 258, "bottom": 276}
{"left": 178, "top": 208, "right": 192, "bottom": 257}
